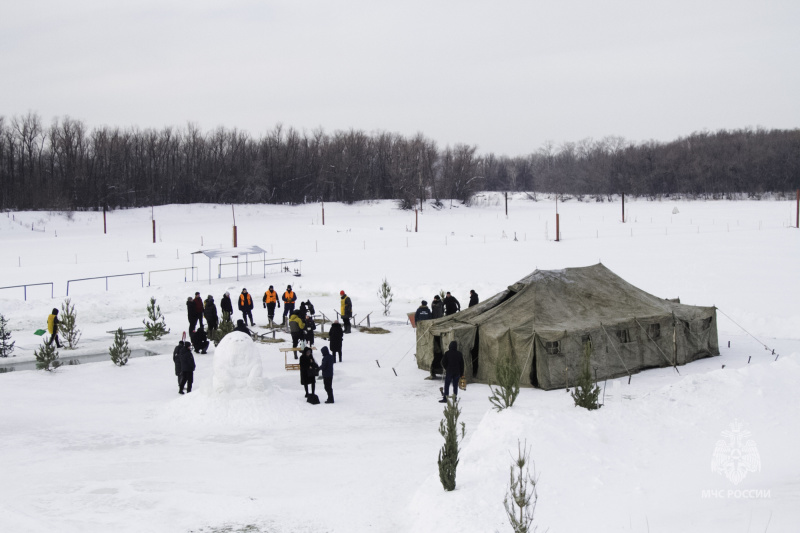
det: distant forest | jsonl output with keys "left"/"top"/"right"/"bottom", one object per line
{"left": 1, "top": 113, "right": 799, "bottom": 210}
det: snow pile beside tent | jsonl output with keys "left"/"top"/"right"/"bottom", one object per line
{"left": 408, "top": 353, "right": 800, "bottom": 532}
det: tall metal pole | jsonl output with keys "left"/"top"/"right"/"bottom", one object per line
{"left": 505, "top": 191, "right": 508, "bottom": 216}
{"left": 796, "top": 189, "right": 799, "bottom": 229}
{"left": 322, "top": 201, "right": 325, "bottom": 225}
{"left": 622, "top": 193, "right": 625, "bottom": 223}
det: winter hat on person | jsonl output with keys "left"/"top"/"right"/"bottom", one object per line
{"left": 242, "top": 288, "right": 247, "bottom": 292}
{"left": 224, "top": 291, "right": 230, "bottom": 297}
{"left": 195, "top": 292, "right": 200, "bottom": 296}
{"left": 287, "top": 285, "right": 292, "bottom": 290}
{"left": 237, "top": 319, "right": 244, "bottom": 326}
{"left": 207, "top": 295, "right": 213, "bottom": 300}
{"left": 269, "top": 285, "right": 274, "bottom": 290}
{"left": 52, "top": 308, "right": 59, "bottom": 314}
{"left": 421, "top": 300, "right": 427, "bottom": 306}
{"left": 340, "top": 290, "right": 345, "bottom": 295}
{"left": 321, "top": 346, "right": 331, "bottom": 357}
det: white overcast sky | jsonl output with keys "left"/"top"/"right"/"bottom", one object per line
{"left": 2, "top": 0, "right": 799, "bottom": 155}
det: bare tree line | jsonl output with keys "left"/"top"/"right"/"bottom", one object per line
{"left": 1, "top": 113, "right": 798, "bottom": 210}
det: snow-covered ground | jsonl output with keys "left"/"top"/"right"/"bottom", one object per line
{"left": 0, "top": 194, "right": 798, "bottom": 532}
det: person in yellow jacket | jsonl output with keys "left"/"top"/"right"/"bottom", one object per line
{"left": 340, "top": 290, "right": 353, "bottom": 333}
{"left": 262, "top": 285, "right": 280, "bottom": 325}
{"left": 47, "top": 308, "right": 63, "bottom": 348}
{"left": 288, "top": 310, "right": 305, "bottom": 357}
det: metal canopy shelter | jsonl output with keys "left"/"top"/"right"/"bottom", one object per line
{"left": 191, "top": 246, "right": 302, "bottom": 284}
{"left": 192, "top": 246, "right": 268, "bottom": 284}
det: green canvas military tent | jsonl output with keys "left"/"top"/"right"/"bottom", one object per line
{"left": 415, "top": 264, "right": 719, "bottom": 390}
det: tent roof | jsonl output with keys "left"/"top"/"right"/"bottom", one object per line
{"left": 430, "top": 263, "right": 709, "bottom": 334}
{"left": 192, "top": 246, "right": 268, "bottom": 259}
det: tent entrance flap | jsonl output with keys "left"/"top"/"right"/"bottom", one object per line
{"left": 471, "top": 330, "right": 480, "bottom": 377}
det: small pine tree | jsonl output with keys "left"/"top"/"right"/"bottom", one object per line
{"left": 34, "top": 341, "right": 61, "bottom": 371}
{"left": 437, "top": 396, "right": 466, "bottom": 492}
{"left": 377, "top": 277, "right": 393, "bottom": 316}
{"left": 504, "top": 440, "right": 540, "bottom": 533}
{"left": 571, "top": 341, "right": 601, "bottom": 410}
{"left": 211, "top": 311, "right": 235, "bottom": 347}
{"left": 143, "top": 297, "right": 170, "bottom": 341}
{"left": 488, "top": 350, "right": 521, "bottom": 411}
{"left": 59, "top": 298, "right": 82, "bottom": 349}
{"left": 0, "top": 313, "right": 15, "bottom": 358}
{"left": 109, "top": 328, "right": 131, "bottom": 366}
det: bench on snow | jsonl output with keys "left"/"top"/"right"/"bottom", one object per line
{"left": 106, "top": 327, "right": 147, "bottom": 337}
{"left": 279, "top": 346, "right": 316, "bottom": 371}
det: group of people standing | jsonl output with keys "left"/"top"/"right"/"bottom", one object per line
{"left": 414, "top": 289, "right": 478, "bottom": 323}
{"left": 174, "top": 286, "right": 353, "bottom": 405}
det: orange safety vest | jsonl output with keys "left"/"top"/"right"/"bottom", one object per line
{"left": 283, "top": 291, "right": 296, "bottom": 304}
{"left": 240, "top": 293, "right": 252, "bottom": 307}
{"left": 264, "top": 290, "right": 278, "bottom": 304}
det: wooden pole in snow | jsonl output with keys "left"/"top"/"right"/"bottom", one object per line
{"left": 505, "top": 191, "right": 508, "bottom": 216}
{"left": 796, "top": 189, "right": 799, "bottom": 228}
{"left": 232, "top": 205, "right": 237, "bottom": 247}
{"left": 103, "top": 206, "right": 107, "bottom": 234}
{"left": 415, "top": 209, "right": 418, "bottom": 232}
{"left": 622, "top": 193, "right": 625, "bottom": 223}
{"left": 555, "top": 196, "right": 560, "bottom": 242}
{"left": 322, "top": 201, "right": 325, "bottom": 225}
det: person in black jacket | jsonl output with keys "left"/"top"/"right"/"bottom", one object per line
{"left": 220, "top": 291, "right": 233, "bottom": 320}
{"left": 443, "top": 292, "right": 460, "bottom": 316}
{"left": 204, "top": 295, "right": 219, "bottom": 336}
{"left": 186, "top": 297, "right": 199, "bottom": 332}
{"left": 298, "top": 347, "right": 319, "bottom": 398}
{"left": 431, "top": 295, "right": 444, "bottom": 319}
{"left": 178, "top": 341, "right": 196, "bottom": 394}
{"left": 234, "top": 319, "right": 253, "bottom": 337}
{"left": 468, "top": 290, "right": 479, "bottom": 308}
{"left": 328, "top": 320, "right": 344, "bottom": 362}
{"left": 172, "top": 340, "right": 184, "bottom": 390}
{"left": 439, "top": 341, "right": 464, "bottom": 403}
{"left": 414, "top": 301, "right": 432, "bottom": 324}
{"left": 191, "top": 325, "right": 209, "bottom": 354}
{"left": 319, "top": 346, "right": 335, "bottom": 403}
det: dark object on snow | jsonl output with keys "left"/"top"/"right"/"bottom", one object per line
{"left": 306, "top": 393, "right": 320, "bottom": 405}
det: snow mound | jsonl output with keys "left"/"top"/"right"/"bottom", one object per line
{"left": 212, "top": 332, "right": 265, "bottom": 393}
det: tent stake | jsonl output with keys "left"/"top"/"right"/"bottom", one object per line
{"left": 375, "top": 360, "right": 380, "bottom": 368}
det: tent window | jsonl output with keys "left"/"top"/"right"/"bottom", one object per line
{"left": 616, "top": 329, "right": 632, "bottom": 343}
{"left": 647, "top": 323, "right": 661, "bottom": 340}
{"left": 702, "top": 317, "right": 712, "bottom": 331}
{"left": 545, "top": 341, "right": 560, "bottom": 355}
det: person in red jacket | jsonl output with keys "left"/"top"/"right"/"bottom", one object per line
{"left": 193, "top": 292, "right": 205, "bottom": 329}
{"left": 239, "top": 288, "right": 255, "bottom": 326}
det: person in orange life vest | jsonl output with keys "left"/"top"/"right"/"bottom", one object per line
{"left": 282, "top": 285, "right": 297, "bottom": 321}
{"left": 263, "top": 285, "right": 280, "bottom": 325}
{"left": 238, "top": 288, "right": 255, "bottom": 326}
